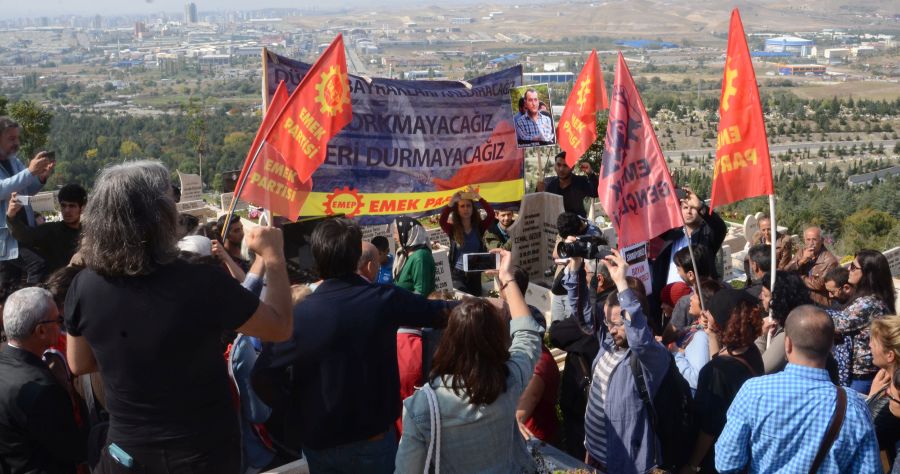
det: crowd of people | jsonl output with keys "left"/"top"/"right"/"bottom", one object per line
{"left": 0, "top": 117, "right": 898, "bottom": 474}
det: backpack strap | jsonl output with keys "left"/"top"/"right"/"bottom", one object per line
{"left": 809, "top": 386, "right": 846, "bottom": 474}
{"left": 421, "top": 383, "right": 441, "bottom": 474}
{"left": 630, "top": 352, "right": 660, "bottom": 467}
{"left": 719, "top": 352, "right": 759, "bottom": 377}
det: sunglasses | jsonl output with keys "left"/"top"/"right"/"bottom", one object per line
{"left": 886, "top": 392, "right": 900, "bottom": 405}
{"left": 849, "top": 262, "right": 861, "bottom": 272}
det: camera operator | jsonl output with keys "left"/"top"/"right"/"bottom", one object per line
{"left": 550, "top": 213, "right": 604, "bottom": 323}
{"left": 548, "top": 234, "right": 614, "bottom": 459}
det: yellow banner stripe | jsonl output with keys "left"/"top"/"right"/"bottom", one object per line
{"left": 299, "top": 179, "right": 524, "bottom": 217}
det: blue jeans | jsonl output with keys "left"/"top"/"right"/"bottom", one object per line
{"left": 303, "top": 427, "right": 397, "bottom": 474}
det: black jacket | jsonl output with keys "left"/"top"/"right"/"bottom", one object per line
{"left": 648, "top": 204, "right": 727, "bottom": 328}
{"left": 0, "top": 344, "right": 85, "bottom": 473}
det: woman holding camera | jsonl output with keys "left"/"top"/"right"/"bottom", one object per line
{"left": 439, "top": 187, "right": 495, "bottom": 296}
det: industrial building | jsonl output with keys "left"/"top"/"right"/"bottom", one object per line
{"left": 524, "top": 71, "right": 574, "bottom": 84}
{"left": 765, "top": 36, "right": 814, "bottom": 56}
{"left": 778, "top": 64, "right": 826, "bottom": 76}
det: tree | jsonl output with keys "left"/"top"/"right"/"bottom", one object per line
{"left": 119, "top": 140, "right": 142, "bottom": 159}
{"left": 8, "top": 100, "right": 52, "bottom": 160}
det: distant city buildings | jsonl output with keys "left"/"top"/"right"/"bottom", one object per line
{"left": 185, "top": 2, "right": 198, "bottom": 24}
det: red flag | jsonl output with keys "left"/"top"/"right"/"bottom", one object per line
{"left": 265, "top": 34, "right": 353, "bottom": 183}
{"left": 597, "top": 53, "right": 683, "bottom": 248}
{"left": 710, "top": 9, "right": 773, "bottom": 209}
{"left": 233, "top": 80, "right": 289, "bottom": 196}
{"left": 557, "top": 50, "right": 608, "bottom": 167}
{"left": 228, "top": 81, "right": 310, "bottom": 220}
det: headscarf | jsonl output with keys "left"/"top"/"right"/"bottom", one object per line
{"left": 392, "top": 216, "right": 430, "bottom": 279}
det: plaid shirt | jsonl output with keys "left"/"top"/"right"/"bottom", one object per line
{"left": 515, "top": 112, "right": 554, "bottom": 143}
{"left": 715, "top": 364, "right": 880, "bottom": 474}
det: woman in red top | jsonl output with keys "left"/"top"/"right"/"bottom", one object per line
{"left": 439, "top": 187, "right": 495, "bottom": 296}
{"left": 516, "top": 309, "right": 560, "bottom": 444}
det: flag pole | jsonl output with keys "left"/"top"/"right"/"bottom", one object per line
{"left": 766, "top": 193, "right": 777, "bottom": 347}
{"left": 222, "top": 141, "right": 266, "bottom": 241}
{"left": 685, "top": 229, "right": 706, "bottom": 312}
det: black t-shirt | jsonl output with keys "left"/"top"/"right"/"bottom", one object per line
{"left": 543, "top": 174, "right": 599, "bottom": 218}
{"left": 869, "top": 389, "right": 900, "bottom": 464}
{"left": 694, "top": 345, "right": 764, "bottom": 471}
{"left": 64, "top": 259, "right": 260, "bottom": 448}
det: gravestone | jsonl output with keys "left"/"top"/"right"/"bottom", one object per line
{"left": 885, "top": 246, "right": 900, "bottom": 277}
{"left": 361, "top": 224, "right": 396, "bottom": 255}
{"left": 177, "top": 170, "right": 204, "bottom": 213}
{"left": 506, "top": 192, "right": 565, "bottom": 288}
{"left": 432, "top": 246, "right": 453, "bottom": 292}
{"left": 220, "top": 192, "right": 250, "bottom": 212}
{"left": 427, "top": 227, "right": 451, "bottom": 249}
{"left": 743, "top": 214, "right": 759, "bottom": 246}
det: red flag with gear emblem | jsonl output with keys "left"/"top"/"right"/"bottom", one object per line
{"left": 264, "top": 34, "right": 353, "bottom": 183}
{"left": 230, "top": 81, "right": 313, "bottom": 220}
{"left": 710, "top": 9, "right": 773, "bottom": 209}
{"left": 557, "top": 50, "right": 608, "bottom": 167}
{"left": 597, "top": 53, "right": 683, "bottom": 248}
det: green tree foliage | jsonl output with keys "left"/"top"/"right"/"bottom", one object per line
{"left": 7, "top": 100, "right": 52, "bottom": 159}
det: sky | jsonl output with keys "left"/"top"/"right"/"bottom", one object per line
{"left": 0, "top": 0, "right": 368, "bottom": 19}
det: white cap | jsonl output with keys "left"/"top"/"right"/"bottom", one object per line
{"left": 176, "top": 235, "right": 212, "bottom": 257}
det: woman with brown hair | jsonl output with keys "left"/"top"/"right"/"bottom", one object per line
{"left": 439, "top": 187, "right": 495, "bottom": 296}
{"left": 395, "top": 249, "right": 543, "bottom": 472}
{"left": 867, "top": 315, "right": 900, "bottom": 472}
{"left": 682, "top": 288, "right": 764, "bottom": 474}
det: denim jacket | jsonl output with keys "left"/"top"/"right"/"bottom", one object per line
{"left": 564, "top": 271, "right": 670, "bottom": 474}
{"left": 0, "top": 155, "right": 42, "bottom": 261}
{"left": 395, "top": 316, "right": 543, "bottom": 473}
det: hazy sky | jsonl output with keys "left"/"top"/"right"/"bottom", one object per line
{"left": 1, "top": 0, "right": 361, "bottom": 19}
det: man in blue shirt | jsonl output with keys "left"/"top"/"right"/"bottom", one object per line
{"left": 515, "top": 89, "right": 555, "bottom": 146}
{"left": 371, "top": 235, "right": 394, "bottom": 284}
{"left": 715, "top": 305, "right": 880, "bottom": 474}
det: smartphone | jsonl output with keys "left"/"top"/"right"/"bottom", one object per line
{"left": 108, "top": 443, "right": 134, "bottom": 468}
{"left": 460, "top": 191, "right": 477, "bottom": 201}
{"left": 44, "top": 151, "right": 56, "bottom": 161}
{"left": 463, "top": 252, "right": 499, "bottom": 272}
{"left": 675, "top": 188, "right": 687, "bottom": 200}
{"left": 16, "top": 195, "right": 30, "bottom": 205}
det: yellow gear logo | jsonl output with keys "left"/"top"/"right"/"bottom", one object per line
{"left": 576, "top": 77, "right": 592, "bottom": 113}
{"left": 722, "top": 57, "right": 738, "bottom": 113}
{"left": 324, "top": 186, "right": 364, "bottom": 217}
{"left": 315, "top": 65, "right": 351, "bottom": 117}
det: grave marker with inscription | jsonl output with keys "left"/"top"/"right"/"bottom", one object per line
{"left": 506, "top": 192, "right": 564, "bottom": 287}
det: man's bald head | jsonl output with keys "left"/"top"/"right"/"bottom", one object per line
{"left": 785, "top": 305, "right": 834, "bottom": 362}
{"left": 358, "top": 241, "right": 380, "bottom": 282}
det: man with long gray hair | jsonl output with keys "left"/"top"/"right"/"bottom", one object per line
{"left": 0, "top": 287, "right": 86, "bottom": 472}
{"left": 63, "top": 160, "right": 293, "bottom": 472}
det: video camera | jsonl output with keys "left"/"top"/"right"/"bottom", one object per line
{"left": 556, "top": 235, "right": 612, "bottom": 260}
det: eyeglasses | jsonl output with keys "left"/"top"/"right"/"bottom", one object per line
{"left": 848, "top": 262, "right": 861, "bottom": 272}
{"left": 603, "top": 319, "right": 625, "bottom": 329}
{"left": 885, "top": 393, "right": 900, "bottom": 405}
{"left": 35, "top": 317, "right": 64, "bottom": 328}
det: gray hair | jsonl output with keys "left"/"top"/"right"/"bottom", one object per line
{"left": 358, "top": 241, "right": 380, "bottom": 272}
{"left": 79, "top": 160, "right": 179, "bottom": 276}
{"left": 3, "top": 287, "right": 55, "bottom": 341}
{"left": 0, "top": 116, "right": 20, "bottom": 135}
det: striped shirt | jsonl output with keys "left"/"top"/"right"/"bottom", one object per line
{"left": 584, "top": 347, "right": 628, "bottom": 463}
